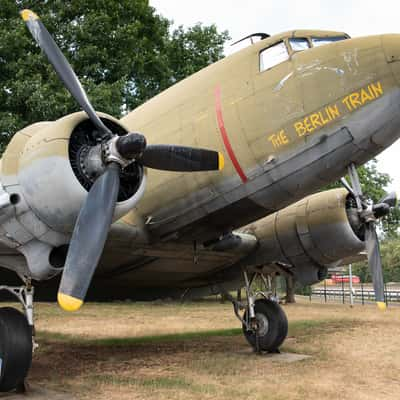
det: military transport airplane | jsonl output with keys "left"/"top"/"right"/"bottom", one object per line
{"left": 0, "top": 9, "right": 399, "bottom": 391}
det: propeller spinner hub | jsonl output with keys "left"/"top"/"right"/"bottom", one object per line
{"left": 372, "top": 203, "right": 391, "bottom": 219}
{"left": 116, "top": 133, "right": 147, "bottom": 159}
{"left": 103, "top": 132, "right": 147, "bottom": 168}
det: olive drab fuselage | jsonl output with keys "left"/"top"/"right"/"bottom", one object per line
{"left": 120, "top": 30, "right": 400, "bottom": 241}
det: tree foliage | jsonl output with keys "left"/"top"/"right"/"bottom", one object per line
{"left": 0, "top": 0, "right": 229, "bottom": 151}
{"left": 351, "top": 237, "right": 400, "bottom": 283}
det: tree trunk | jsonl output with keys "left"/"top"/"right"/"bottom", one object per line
{"left": 285, "top": 275, "right": 296, "bottom": 303}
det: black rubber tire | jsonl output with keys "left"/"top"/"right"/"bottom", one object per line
{"left": 271, "top": 301, "right": 288, "bottom": 350}
{"left": 242, "top": 299, "right": 288, "bottom": 352}
{"left": 0, "top": 307, "right": 32, "bottom": 392}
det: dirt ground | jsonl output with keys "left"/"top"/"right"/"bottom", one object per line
{"left": 5, "top": 299, "right": 400, "bottom": 399}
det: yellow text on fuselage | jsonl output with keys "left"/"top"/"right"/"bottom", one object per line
{"left": 342, "top": 81, "right": 383, "bottom": 111}
{"left": 294, "top": 81, "right": 384, "bottom": 138}
{"left": 266, "top": 80, "right": 385, "bottom": 151}
{"left": 294, "top": 105, "right": 340, "bottom": 137}
{"left": 268, "top": 129, "right": 290, "bottom": 149}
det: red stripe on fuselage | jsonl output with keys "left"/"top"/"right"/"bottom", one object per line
{"left": 214, "top": 86, "right": 248, "bottom": 183}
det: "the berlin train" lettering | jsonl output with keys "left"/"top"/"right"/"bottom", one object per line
{"left": 267, "top": 81, "right": 384, "bottom": 149}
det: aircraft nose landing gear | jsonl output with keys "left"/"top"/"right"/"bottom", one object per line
{"left": 225, "top": 270, "right": 288, "bottom": 353}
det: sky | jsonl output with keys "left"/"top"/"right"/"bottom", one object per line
{"left": 150, "top": 0, "right": 400, "bottom": 192}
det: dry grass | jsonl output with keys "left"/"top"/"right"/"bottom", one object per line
{"left": 14, "top": 299, "right": 400, "bottom": 399}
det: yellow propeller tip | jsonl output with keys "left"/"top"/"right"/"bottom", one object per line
{"left": 377, "top": 301, "right": 387, "bottom": 311}
{"left": 58, "top": 293, "right": 83, "bottom": 312}
{"left": 20, "top": 9, "right": 39, "bottom": 22}
{"left": 218, "top": 152, "right": 225, "bottom": 170}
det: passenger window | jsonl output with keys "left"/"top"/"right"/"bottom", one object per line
{"left": 289, "top": 38, "right": 310, "bottom": 52}
{"left": 312, "top": 36, "right": 347, "bottom": 47}
{"left": 259, "top": 42, "right": 289, "bottom": 72}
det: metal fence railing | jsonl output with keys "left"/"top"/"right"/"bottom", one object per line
{"left": 310, "top": 284, "right": 400, "bottom": 306}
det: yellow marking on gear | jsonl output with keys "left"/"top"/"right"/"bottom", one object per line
{"left": 58, "top": 293, "right": 83, "bottom": 312}
{"left": 218, "top": 152, "right": 225, "bottom": 170}
{"left": 21, "top": 9, "right": 39, "bottom": 21}
{"left": 377, "top": 301, "right": 387, "bottom": 311}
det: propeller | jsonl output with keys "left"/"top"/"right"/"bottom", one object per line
{"left": 58, "top": 163, "right": 120, "bottom": 311}
{"left": 21, "top": 9, "right": 225, "bottom": 311}
{"left": 21, "top": 10, "right": 112, "bottom": 140}
{"left": 341, "top": 165, "right": 397, "bottom": 310}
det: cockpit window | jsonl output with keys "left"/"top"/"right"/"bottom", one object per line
{"left": 259, "top": 41, "right": 289, "bottom": 72}
{"left": 311, "top": 36, "right": 348, "bottom": 47}
{"left": 289, "top": 38, "right": 310, "bottom": 52}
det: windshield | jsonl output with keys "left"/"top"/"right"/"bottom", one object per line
{"left": 311, "top": 36, "right": 348, "bottom": 47}
{"left": 289, "top": 38, "right": 310, "bottom": 52}
{"left": 259, "top": 42, "right": 289, "bottom": 71}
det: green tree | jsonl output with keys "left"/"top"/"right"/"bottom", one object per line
{"left": 0, "top": 0, "right": 229, "bottom": 151}
{"left": 352, "top": 237, "right": 400, "bottom": 283}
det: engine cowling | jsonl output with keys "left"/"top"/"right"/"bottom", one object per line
{"left": 0, "top": 112, "right": 146, "bottom": 280}
{"left": 244, "top": 188, "right": 365, "bottom": 285}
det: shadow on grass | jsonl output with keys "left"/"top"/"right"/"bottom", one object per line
{"left": 36, "top": 318, "right": 354, "bottom": 347}
{"left": 36, "top": 327, "right": 243, "bottom": 346}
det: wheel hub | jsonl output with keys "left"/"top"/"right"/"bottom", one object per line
{"left": 254, "top": 312, "right": 269, "bottom": 336}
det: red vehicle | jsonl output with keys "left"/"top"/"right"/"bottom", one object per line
{"left": 331, "top": 275, "right": 360, "bottom": 284}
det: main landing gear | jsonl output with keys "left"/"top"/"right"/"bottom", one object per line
{"left": 226, "top": 270, "right": 288, "bottom": 353}
{"left": 0, "top": 281, "right": 36, "bottom": 392}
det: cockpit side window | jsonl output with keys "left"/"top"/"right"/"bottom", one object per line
{"left": 311, "top": 36, "right": 348, "bottom": 47}
{"left": 259, "top": 42, "right": 289, "bottom": 72}
{"left": 289, "top": 38, "right": 310, "bottom": 52}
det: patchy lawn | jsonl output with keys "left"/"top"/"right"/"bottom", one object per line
{"left": 9, "top": 299, "right": 400, "bottom": 399}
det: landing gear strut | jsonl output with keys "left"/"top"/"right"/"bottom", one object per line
{"left": 225, "top": 270, "right": 288, "bottom": 353}
{"left": 0, "top": 281, "right": 36, "bottom": 392}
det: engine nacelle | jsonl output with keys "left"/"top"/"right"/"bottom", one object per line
{"left": 14, "top": 112, "right": 145, "bottom": 232}
{"left": 0, "top": 112, "right": 146, "bottom": 280}
{"left": 244, "top": 188, "right": 365, "bottom": 285}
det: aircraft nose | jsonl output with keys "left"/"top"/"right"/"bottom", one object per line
{"left": 382, "top": 34, "right": 400, "bottom": 84}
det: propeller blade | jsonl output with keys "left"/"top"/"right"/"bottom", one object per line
{"left": 379, "top": 191, "right": 398, "bottom": 208}
{"left": 21, "top": 9, "right": 112, "bottom": 139}
{"left": 140, "top": 145, "right": 225, "bottom": 172}
{"left": 57, "top": 163, "right": 120, "bottom": 311}
{"left": 340, "top": 177, "right": 355, "bottom": 197}
{"left": 341, "top": 176, "right": 369, "bottom": 209}
{"left": 347, "top": 164, "right": 364, "bottom": 210}
{"left": 365, "top": 222, "right": 386, "bottom": 310}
